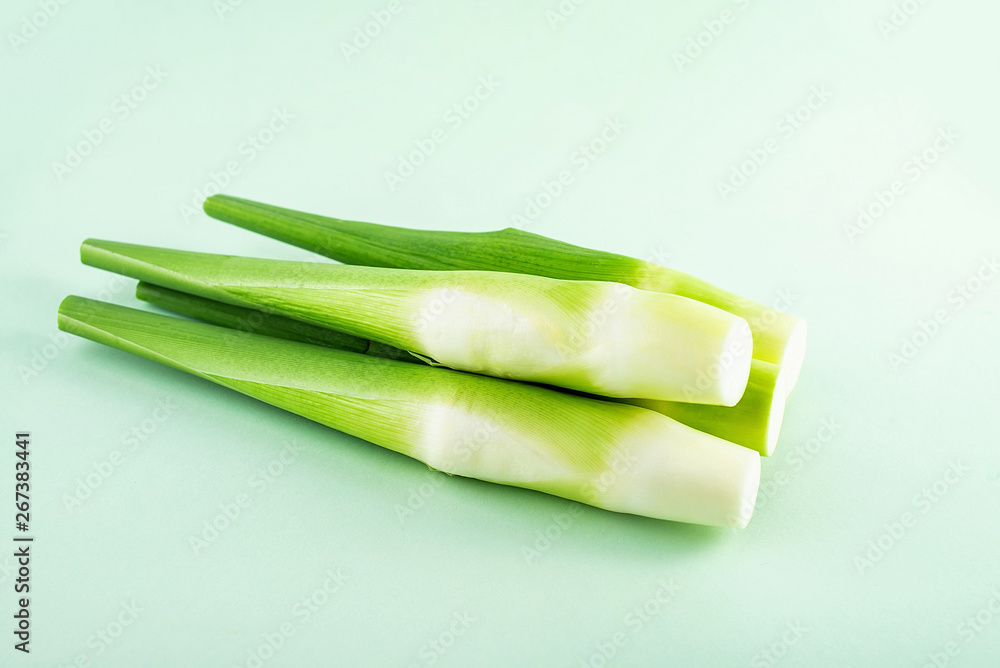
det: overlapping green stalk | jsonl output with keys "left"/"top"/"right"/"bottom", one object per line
{"left": 58, "top": 296, "right": 761, "bottom": 528}
{"left": 203, "top": 195, "right": 807, "bottom": 393}
{"left": 81, "top": 239, "right": 754, "bottom": 405}
{"left": 137, "top": 282, "right": 785, "bottom": 455}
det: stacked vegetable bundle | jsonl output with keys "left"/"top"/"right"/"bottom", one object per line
{"left": 59, "top": 196, "right": 806, "bottom": 528}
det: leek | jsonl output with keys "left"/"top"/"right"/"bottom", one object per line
{"left": 135, "top": 281, "right": 417, "bottom": 364}
{"left": 57, "top": 296, "right": 761, "bottom": 528}
{"left": 137, "top": 281, "right": 785, "bottom": 455}
{"left": 202, "top": 195, "right": 807, "bottom": 392}
{"left": 81, "top": 239, "right": 754, "bottom": 406}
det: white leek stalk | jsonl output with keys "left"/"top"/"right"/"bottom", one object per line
{"left": 58, "top": 296, "right": 761, "bottom": 528}
{"left": 81, "top": 239, "right": 753, "bottom": 406}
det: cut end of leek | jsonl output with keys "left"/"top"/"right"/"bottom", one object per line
{"left": 582, "top": 289, "right": 753, "bottom": 405}
{"left": 591, "top": 413, "right": 762, "bottom": 528}
{"left": 761, "top": 370, "right": 787, "bottom": 457}
{"left": 716, "top": 318, "right": 755, "bottom": 407}
{"left": 731, "top": 458, "right": 762, "bottom": 529}
{"left": 778, "top": 318, "right": 807, "bottom": 395}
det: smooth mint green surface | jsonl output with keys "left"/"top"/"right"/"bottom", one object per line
{"left": 2, "top": 2, "right": 999, "bottom": 666}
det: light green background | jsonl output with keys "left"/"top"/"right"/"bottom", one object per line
{"left": 2, "top": 1, "right": 999, "bottom": 666}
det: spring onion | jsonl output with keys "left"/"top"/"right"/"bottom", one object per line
{"left": 202, "top": 194, "right": 807, "bottom": 392}
{"left": 81, "top": 239, "right": 754, "bottom": 405}
{"left": 57, "top": 296, "right": 761, "bottom": 528}
{"left": 137, "top": 281, "right": 785, "bottom": 454}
